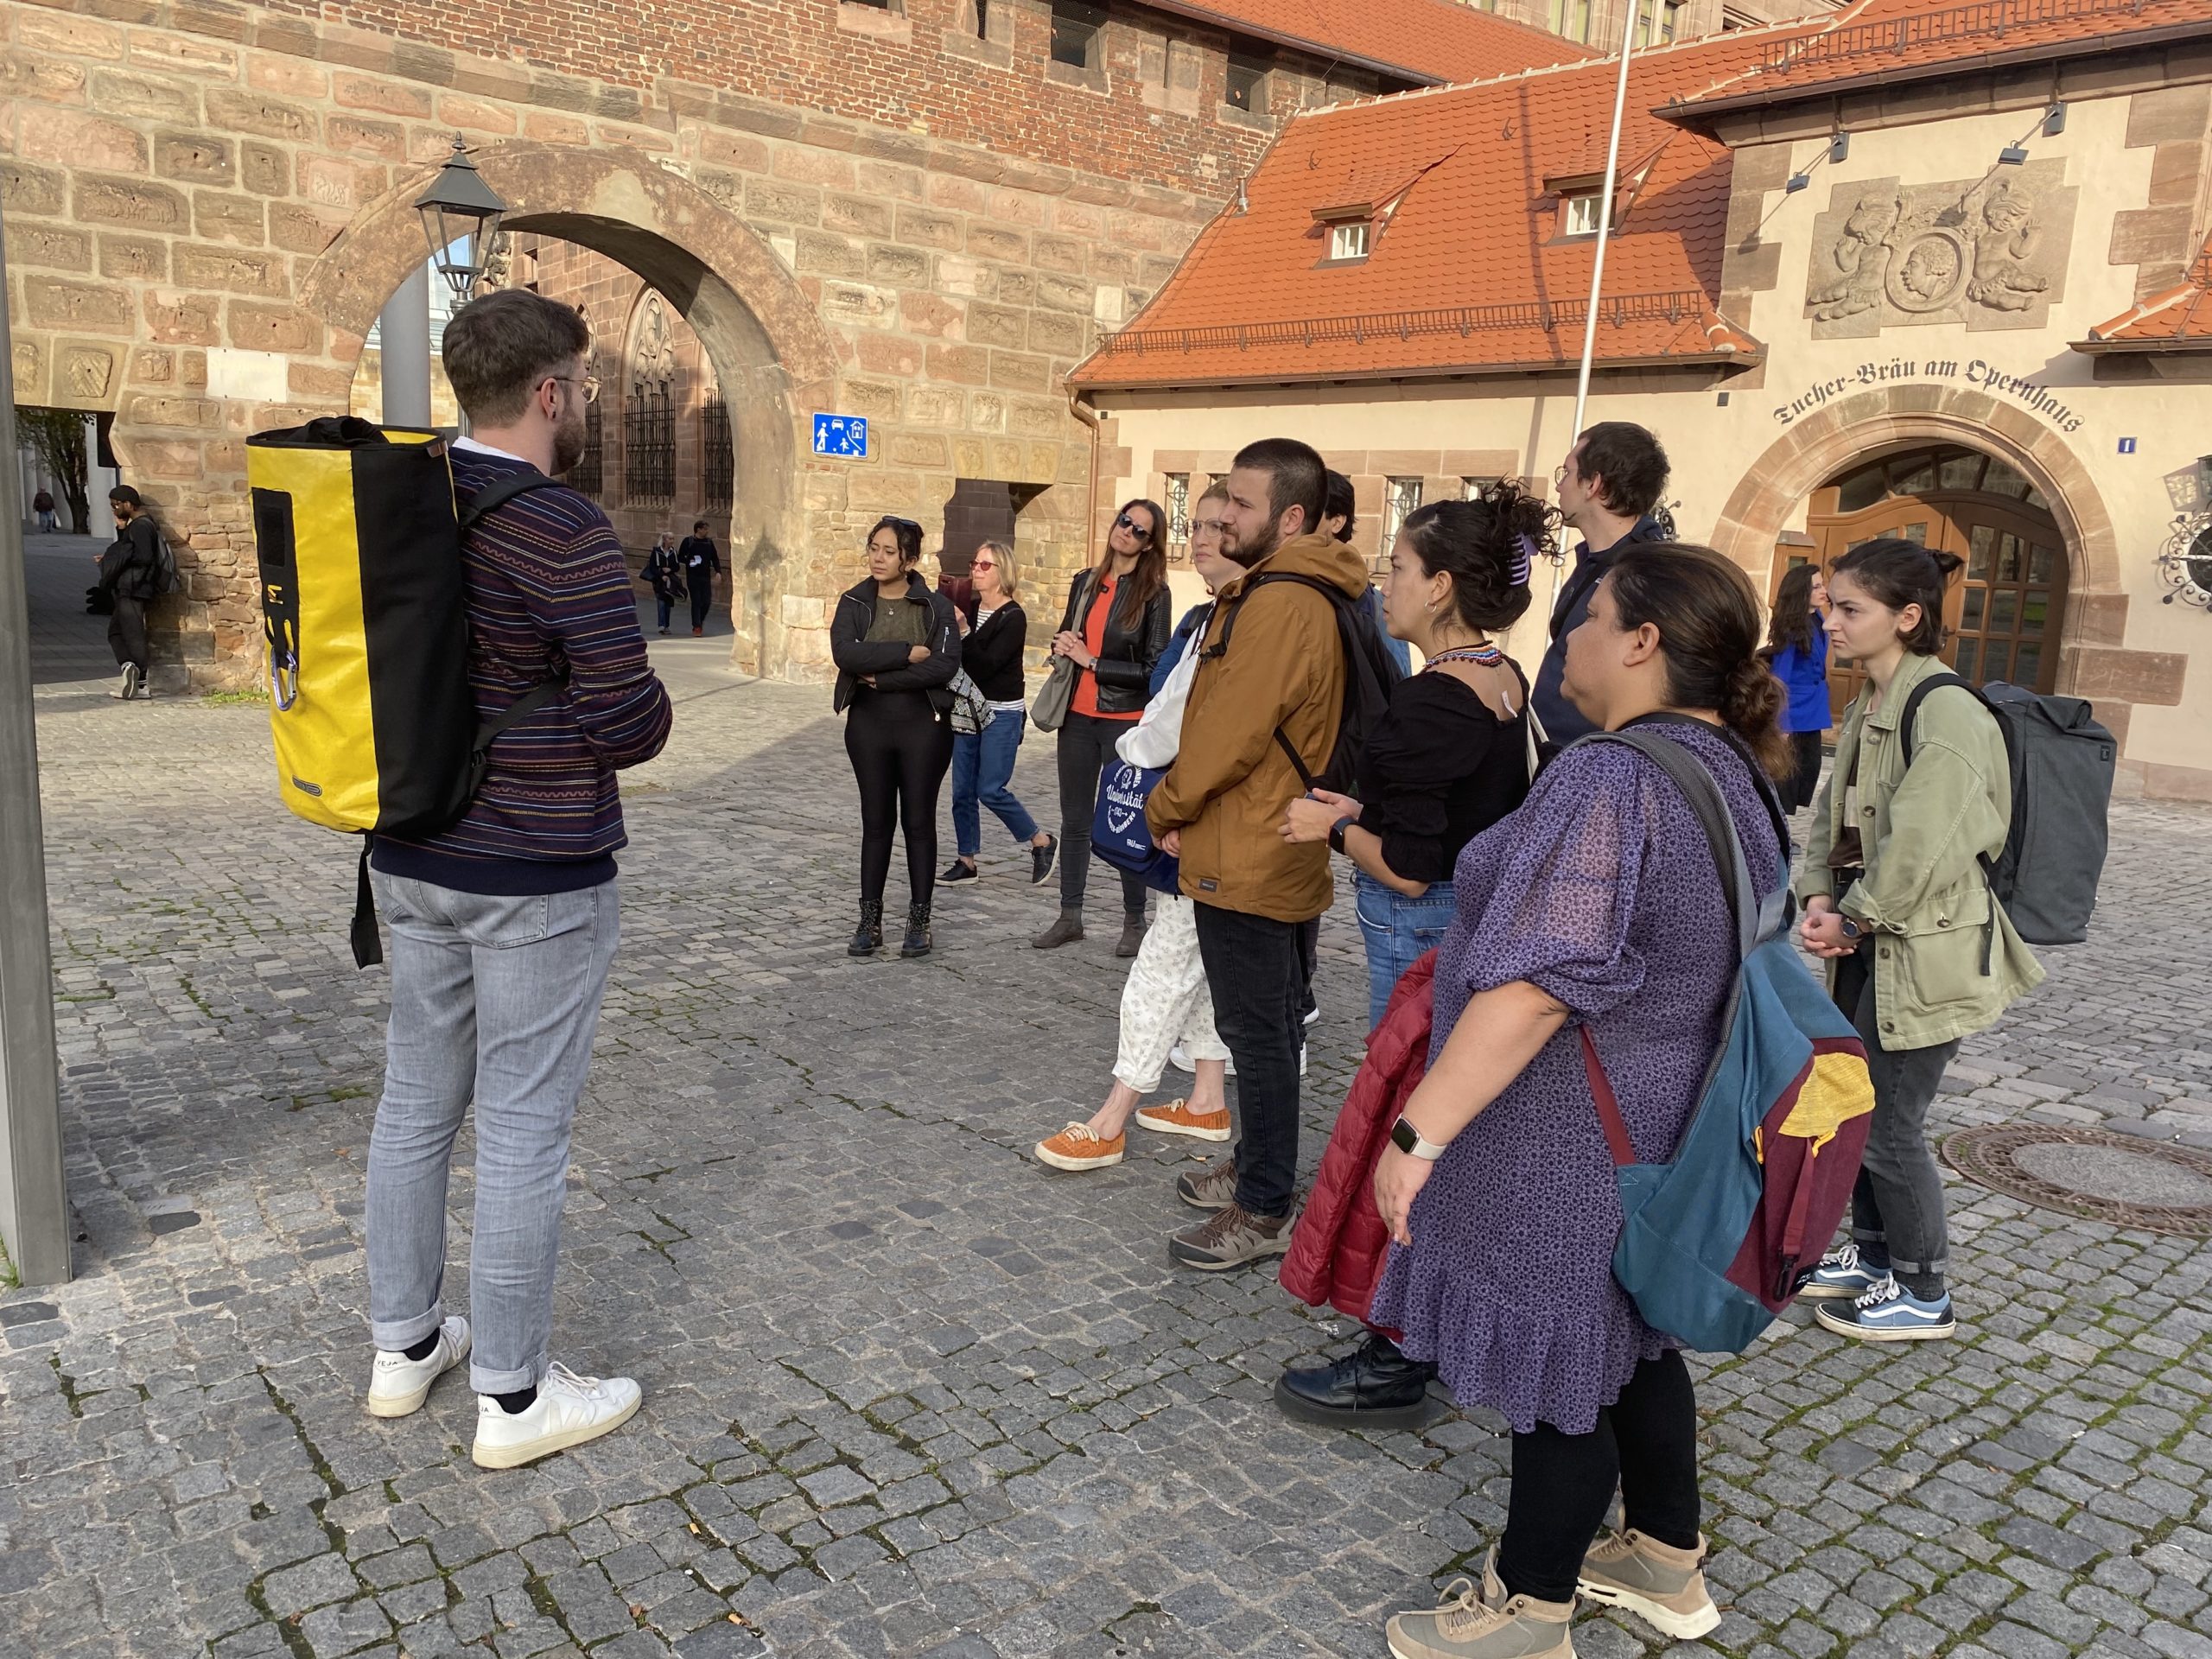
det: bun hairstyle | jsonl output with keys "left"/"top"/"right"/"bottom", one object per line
{"left": 1606, "top": 543, "right": 1792, "bottom": 782}
{"left": 1830, "top": 537, "right": 1964, "bottom": 654}
{"left": 868, "top": 515, "right": 924, "bottom": 569}
{"left": 1396, "top": 480, "right": 1557, "bottom": 634}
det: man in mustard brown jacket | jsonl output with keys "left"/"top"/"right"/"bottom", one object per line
{"left": 1147, "top": 438, "right": 1370, "bottom": 1269}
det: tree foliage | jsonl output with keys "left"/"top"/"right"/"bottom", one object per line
{"left": 15, "top": 407, "right": 93, "bottom": 534}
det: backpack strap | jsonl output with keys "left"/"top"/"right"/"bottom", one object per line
{"left": 1891, "top": 669, "right": 2004, "bottom": 975}
{"left": 1897, "top": 670, "right": 1972, "bottom": 766}
{"left": 456, "top": 467, "right": 561, "bottom": 528}
{"left": 1203, "top": 571, "right": 1380, "bottom": 793}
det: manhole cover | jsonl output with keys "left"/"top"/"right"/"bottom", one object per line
{"left": 1942, "top": 1125, "right": 2212, "bottom": 1237}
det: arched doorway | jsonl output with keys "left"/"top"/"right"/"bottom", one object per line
{"left": 1780, "top": 442, "right": 2071, "bottom": 718}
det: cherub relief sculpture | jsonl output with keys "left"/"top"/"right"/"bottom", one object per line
{"left": 1965, "top": 181, "right": 2050, "bottom": 314}
{"left": 1809, "top": 190, "right": 1902, "bottom": 321}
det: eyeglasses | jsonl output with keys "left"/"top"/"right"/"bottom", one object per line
{"left": 971, "top": 558, "right": 998, "bottom": 571}
{"left": 1552, "top": 462, "right": 1569, "bottom": 486}
{"left": 1116, "top": 512, "right": 1154, "bottom": 542}
{"left": 1192, "top": 518, "right": 1225, "bottom": 537}
{"left": 549, "top": 373, "right": 600, "bottom": 404}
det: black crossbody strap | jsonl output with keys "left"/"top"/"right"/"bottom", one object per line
{"left": 456, "top": 468, "right": 560, "bottom": 529}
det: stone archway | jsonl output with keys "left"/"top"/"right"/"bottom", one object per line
{"left": 299, "top": 144, "right": 844, "bottom": 679}
{"left": 1708, "top": 384, "right": 2123, "bottom": 681}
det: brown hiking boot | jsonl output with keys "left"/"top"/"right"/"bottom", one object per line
{"left": 1115, "top": 913, "right": 1147, "bottom": 957}
{"left": 1574, "top": 1529, "right": 1719, "bottom": 1641}
{"left": 1385, "top": 1551, "right": 1575, "bottom": 1659}
{"left": 1174, "top": 1161, "right": 1237, "bottom": 1211}
{"left": 1167, "top": 1202, "right": 1290, "bottom": 1271}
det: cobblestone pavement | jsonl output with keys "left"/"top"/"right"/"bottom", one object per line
{"left": 5, "top": 611, "right": 2212, "bottom": 1659}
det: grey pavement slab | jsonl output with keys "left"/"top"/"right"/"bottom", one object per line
{"left": 2, "top": 633, "right": 2210, "bottom": 1658}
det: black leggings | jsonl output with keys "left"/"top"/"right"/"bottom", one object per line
{"left": 846, "top": 691, "right": 954, "bottom": 911}
{"left": 1056, "top": 711, "right": 1148, "bottom": 917}
{"left": 1496, "top": 1351, "right": 1700, "bottom": 1605}
{"left": 1785, "top": 729, "right": 1825, "bottom": 811}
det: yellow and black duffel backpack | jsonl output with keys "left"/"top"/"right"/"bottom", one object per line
{"left": 245, "top": 416, "right": 561, "bottom": 965}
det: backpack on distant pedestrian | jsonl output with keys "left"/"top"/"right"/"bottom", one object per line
{"left": 1579, "top": 725, "right": 1877, "bottom": 1354}
{"left": 1899, "top": 676, "right": 2114, "bottom": 946}
{"left": 245, "top": 416, "right": 563, "bottom": 965}
{"left": 1204, "top": 570, "right": 1400, "bottom": 793}
{"left": 145, "top": 529, "right": 181, "bottom": 599}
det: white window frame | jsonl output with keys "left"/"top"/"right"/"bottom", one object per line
{"left": 1328, "top": 220, "right": 1371, "bottom": 262}
{"left": 1382, "top": 477, "right": 1423, "bottom": 549}
{"left": 1563, "top": 193, "right": 1603, "bottom": 237}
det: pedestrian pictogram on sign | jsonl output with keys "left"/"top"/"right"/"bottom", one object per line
{"left": 813, "top": 415, "right": 868, "bottom": 458}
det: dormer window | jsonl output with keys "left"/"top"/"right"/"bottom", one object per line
{"left": 1330, "top": 220, "right": 1371, "bottom": 262}
{"left": 1562, "top": 192, "right": 1603, "bottom": 237}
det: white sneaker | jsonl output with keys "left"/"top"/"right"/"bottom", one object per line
{"left": 472, "top": 1362, "right": 641, "bottom": 1469}
{"left": 1303, "top": 1004, "right": 1320, "bottom": 1027}
{"left": 367, "top": 1316, "right": 471, "bottom": 1419}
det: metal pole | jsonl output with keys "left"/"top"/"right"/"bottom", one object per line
{"left": 1568, "top": 0, "right": 1645, "bottom": 441}
{"left": 0, "top": 216, "right": 73, "bottom": 1287}
{"left": 379, "top": 263, "right": 433, "bottom": 429}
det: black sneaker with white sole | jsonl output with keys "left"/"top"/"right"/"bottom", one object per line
{"left": 940, "top": 859, "right": 978, "bottom": 886}
{"left": 1031, "top": 836, "right": 1058, "bottom": 886}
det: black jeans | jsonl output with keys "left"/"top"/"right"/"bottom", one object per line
{"left": 1055, "top": 712, "right": 1147, "bottom": 917}
{"left": 688, "top": 582, "right": 714, "bottom": 631}
{"left": 1834, "top": 947, "right": 1956, "bottom": 1299}
{"left": 1785, "top": 730, "right": 1824, "bottom": 811}
{"left": 845, "top": 691, "right": 953, "bottom": 911}
{"left": 1193, "top": 903, "right": 1305, "bottom": 1217}
{"left": 1497, "top": 1351, "right": 1701, "bottom": 1605}
{"left": 107, "top": 594, "right": 149, "bottom": 673}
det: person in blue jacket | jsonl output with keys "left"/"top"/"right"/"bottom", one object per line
{"left": 1764, "top": 563, "right": 1832, "bottom": 810}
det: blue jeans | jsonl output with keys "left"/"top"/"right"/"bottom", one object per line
{"left": 365, "top": 873, "right": 621, "bottom": 1393}
{"left": 950, "top": 710, "right": 1039, "bottom": 857}
{"left": 655, "top": 593, "right": 673, "bottom": 631}
{"left": 1355, "top": 870, "right": 1457, "bottom": 1031}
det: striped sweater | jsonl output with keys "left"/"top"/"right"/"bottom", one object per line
{"left": 371, "top": 442, "right": 672, "bottom": 895}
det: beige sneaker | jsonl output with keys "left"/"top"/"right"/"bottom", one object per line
{"left": 1386, "top": 1552, "right": 1575, "bottom": 1659}
{"left": 1174, "top": 1160, "right": 1237, "bottom": 1210}
{"left": 1135, "top": 1097, "right": 1230, "bottom": 1141}
{"left": 1574, "top": 1529, "right": 1720, "bottom": 1641}
{"left": 1167, "top": 1202, "right": 1290, "bottom": 1271}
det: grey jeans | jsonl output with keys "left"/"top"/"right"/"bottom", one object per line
{"left": 365, "top": 872, "right": 620, "bottom": 1393}
{"left": 1834, "top": 947, "right": 1957, "bottom": 1295}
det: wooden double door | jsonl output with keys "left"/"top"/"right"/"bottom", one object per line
{"left": 1782, "top": 445, "right": 2069, "bottom": 723}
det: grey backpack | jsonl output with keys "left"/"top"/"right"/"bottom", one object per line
{"left": 1900, "top": 675, "right": 2115, "bottom": 945}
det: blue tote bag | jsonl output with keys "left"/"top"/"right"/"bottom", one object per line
{"left": 1090, "top": 759, "right": 1180, "bottom": 895}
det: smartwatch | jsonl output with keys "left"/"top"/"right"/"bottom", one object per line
{"left": 1389, "top": 1115, "right": 1448, "bottom": 1162}
{"left": 1837, "top": 913, "right": 1867, "bottom": 943}
{"left": 1327, "top": 815, "right": 1357, "bottom": 855}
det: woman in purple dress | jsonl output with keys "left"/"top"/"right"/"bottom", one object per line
{"left": 1366, "top": 544, "right": 1792, "bottom": 1659}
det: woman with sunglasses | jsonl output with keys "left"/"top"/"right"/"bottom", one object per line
{"left": 1034, "top": 499, "right": 1173, "bottom": 957}
{"left": 831, "top": 516, "right": 963, "bottom": 959}
{"left": 943, "top": 541, "right": 1058, "bottom": 888}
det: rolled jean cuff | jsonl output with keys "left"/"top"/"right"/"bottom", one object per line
{"left": 469, "top": 1351, "right": 546, "bottom": 1395}
{"left": 371, "top": 1306, "right": 446, "bottom": 1355}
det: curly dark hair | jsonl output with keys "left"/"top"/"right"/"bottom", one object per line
{"left": 1396, "top": 480, "right": 1558, "bottom": 635}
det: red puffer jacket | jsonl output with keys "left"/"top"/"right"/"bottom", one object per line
{"left": 1279, "top": 951, "right": 1437, "bottom": 1324}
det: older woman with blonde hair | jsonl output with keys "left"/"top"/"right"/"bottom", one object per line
{"left": 944, "top": 539, "right": 1058, "bottom": 888}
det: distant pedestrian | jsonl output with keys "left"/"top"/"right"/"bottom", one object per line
{"left": 831, "top": 516, "right": 962, "bottom": 958}
{"left": 98, "top": 486, "right": 161, "bottom": 701}
{"left": 363, "top": 289, "right": 672, "bottom": 1469}
{"left": 1034, "top": 483, "right": 1237, "bottom": 1173}
{"left": 1795, "top": 538, "right": 2044, "bottom": 1342}
{"left": 1324, "top": 468, "right": 1413, "bottom": 679}
{"left": 1146, "top": 439, "right": 1367, "bottom": 1272}
{"left": 32, "top": 487, "right": 57, "bottom": 533}
{"left": 1368, "top": 543, "right": 1788, "bottom": 1656}
{"left": 642, "top": 531, "right": 681, "bottom": 635}
{"left": 1764, "top": 563, "right": 1831, "bottom": 810}
{"left": 678, "top": 518, "right": 721, "bottom": 635}
{"left": 1532, "top": 422, "right": 1671, "bottom": 747}
{"left": 1033, "top": 499, "right": 1172, "bottom": 958}
{"left": 943, "top": 540, "right": 1057, "bottom": 887}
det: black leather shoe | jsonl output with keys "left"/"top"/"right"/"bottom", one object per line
{"left": 899, "top": 902, "right": 933, "bottom": 959}
{"left": 1273, "top": 1333, "right": 1438, "bottom": 1430}
{"left": 848, "top": 900, "right": 883, "bottom": 957}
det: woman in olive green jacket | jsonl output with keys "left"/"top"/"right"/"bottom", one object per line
{"left": 1792, "top": 537, "right": 2043, "bottom": 1344}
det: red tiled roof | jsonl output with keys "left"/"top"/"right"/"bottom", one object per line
{"left": 1164, "top": 0, "right": 1598, "bottom": 85}
{"left": 1071, "top": 27, "right": 1815, "bottom": 390}
{"left": 1666, "top": 0, "right": 2212, "bottom": 114}
{"left": 2079, "top": 243, "right": 2212, "bottom": 350}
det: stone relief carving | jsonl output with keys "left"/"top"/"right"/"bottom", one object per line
{"left": 628, "top": 290, "right": 674, "bottom": 390}
{"left": 1805, "top": 160, "right": 2075, "bottom": 338}
{"left": 62, "top": 346, "right": 115, "bottom": 400}
{"left": 472, "top": 231, "right": 512, "bottom": 298}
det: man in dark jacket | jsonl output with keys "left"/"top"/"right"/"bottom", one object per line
{"left": 1531, "top": 422, "right": 1670, "bottom": 745}
{"left": 677, "top": 518, "right": 721, "bottom": 635}
{"left": 99, "top": 486, "right": 162, "bottom": 701}
{"left": 360, "top": 289, "right": 671, "bottom": 1470}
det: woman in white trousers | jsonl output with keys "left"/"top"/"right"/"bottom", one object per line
{"left": 1036, "top": 487, "right": 1237, "bottom": 1173}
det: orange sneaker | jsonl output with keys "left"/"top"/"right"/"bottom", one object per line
{"left": 1034, "top": 1122, "right": 1126, "bottom": 1172}
{"left": 1134, "top": 1097, "right": 1231, "bottom": 1141}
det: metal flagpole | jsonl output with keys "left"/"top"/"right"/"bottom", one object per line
{"left": 1549, "top": 0, "right": 1648, "bottom": 617}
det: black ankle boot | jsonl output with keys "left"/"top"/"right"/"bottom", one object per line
{"left": 899, "top": 901, "right": 932, "bottom": 958}
{"left": 848, "top": 899, "right": 883, "bottom": 957}
{"left": 1273, "top": 1332, "right": 1438, "bottom": 1429}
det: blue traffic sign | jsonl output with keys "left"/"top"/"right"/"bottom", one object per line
{"left": 812, "top": 414, "right": 868, "bottom": 458}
